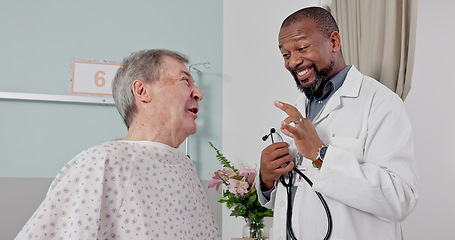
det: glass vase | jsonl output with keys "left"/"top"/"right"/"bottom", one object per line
{"left": 242, "top": 218, "right": 269, "bottom": 240}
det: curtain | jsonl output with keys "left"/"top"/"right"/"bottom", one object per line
{"left": 331, "top": 0, "right": 418, "bottom": 100}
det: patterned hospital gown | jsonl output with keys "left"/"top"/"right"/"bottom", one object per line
{"left": 15, "top": 141, "right": 221, "bottom": 240}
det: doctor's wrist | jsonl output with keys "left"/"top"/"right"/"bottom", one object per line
{"left": 312, "top": 144, "right": 328, "bottom": 168}
{"left": 259, "top": 173, "right": 274, "bottom": 191}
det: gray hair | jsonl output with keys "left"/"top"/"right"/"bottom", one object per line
{"left": 112, "top": 49, "right": 189, "bottom": 129}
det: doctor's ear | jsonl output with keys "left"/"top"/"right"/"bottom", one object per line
{"left": 329, "top": 31, "right": 342, "bottom": 53}
{"left": 131, "top": 80, "right": 153, "bottom": 103}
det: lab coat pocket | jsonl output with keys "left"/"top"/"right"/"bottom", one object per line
{"left": 328, "top": 135, "right": 365, "bottom": 163}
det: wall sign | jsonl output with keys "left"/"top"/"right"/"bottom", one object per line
{"left": 71, "top": 60, "right": 121, "bottom": 96}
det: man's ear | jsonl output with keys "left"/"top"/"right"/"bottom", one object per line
{"left": 329, "top": 31, "right": 342, "bottom": 53}
{"left": 132, "top": 80, "right": 152, "bottom": 103}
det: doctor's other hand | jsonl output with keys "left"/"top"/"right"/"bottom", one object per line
{"left": 260, "top": 142, "right": 294, "bottom": 190}
{"left": 275, "top": 100, "right": 324, "bottom": 161}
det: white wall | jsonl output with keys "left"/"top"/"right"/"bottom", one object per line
{"left": 402, "top": 0, "right": 455, "bottom": 239}
{"left": 223, "top": 0, "right": 455, "bottom": 239}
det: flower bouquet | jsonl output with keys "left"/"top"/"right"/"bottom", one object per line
{"left": 208, "top": 142, "right": 273, "bottom": 239}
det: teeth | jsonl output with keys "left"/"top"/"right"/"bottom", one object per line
{"left": 297, "top": 68, "right": 310, "bottom": 76}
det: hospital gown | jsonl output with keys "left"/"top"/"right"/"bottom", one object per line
{"left": 15, "top": 141, "right": 221, "bottom": 240}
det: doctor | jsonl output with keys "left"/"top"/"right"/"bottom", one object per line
{"left": 257, "top": 7, "right": 418, "bottom": 240}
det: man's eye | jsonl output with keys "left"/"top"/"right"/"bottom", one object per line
{"left": 183, "top": 78, "right": 193, "bottom": 85}
{"left": 282, "top": 53, "right": 289, "bottom": 58}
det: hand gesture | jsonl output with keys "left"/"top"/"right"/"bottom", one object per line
{"left": 274, "top": 100, "right": 324, "bottom": 162}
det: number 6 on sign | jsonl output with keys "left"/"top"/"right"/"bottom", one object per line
{"left": 71, "top": 60, "right": 121, "bottom": 96}
{"left": 94, "top": 71, "right": 106, "bottom": 87}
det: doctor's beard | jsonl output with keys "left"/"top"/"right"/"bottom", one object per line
{"left": 292, "top": 61, "right": 334, "bottom": 97}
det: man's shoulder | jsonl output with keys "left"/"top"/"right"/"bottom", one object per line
{"left": 66, "top": 141, "right": 132, "bottom": 169}
{"left": 52, "top": 141, "right": 133, "bottom": 185}
{"left": 347, "top": 67, "right": 402, "bottom": 101}
{"left": 77, "top": 141, "right": 126, "bottom": 156}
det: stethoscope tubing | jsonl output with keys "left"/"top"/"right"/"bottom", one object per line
{"left": 265, "top": 128, "right": 333, "bottom": 240}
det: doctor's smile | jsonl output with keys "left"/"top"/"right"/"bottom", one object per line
{"left": 292, "top": 65, "right": 315, "bottom": 84}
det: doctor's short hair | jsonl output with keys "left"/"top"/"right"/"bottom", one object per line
{"left": 112, "top": 49, "right": 189, "bottom": 129}
{"left": 281, "top": 6, "right": 339, "bottom": 39}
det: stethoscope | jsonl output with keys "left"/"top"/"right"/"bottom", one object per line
{"left": 262, "top": 128, "right": 333, "bottom": 240}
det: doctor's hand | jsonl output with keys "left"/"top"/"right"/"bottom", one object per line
{"left": 274, "top": 100, "right": 324, "bottom": 161}
{"left": 260, "top": 142, "right": 294, "bottom": 190}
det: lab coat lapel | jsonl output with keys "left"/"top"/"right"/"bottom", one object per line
{"left": 313, "top": 66, "right": 364, "bottom": 125}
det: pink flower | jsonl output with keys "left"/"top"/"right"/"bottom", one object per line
{"left": 223, "top": 167, "right": 237, "bottom": 178}
{"left": 208, "top": 170, "right": 225, "bottom": 193}
{"left": 227, "top": 179, "right": 249, "bottom": 197}
{"left": 238, "top": 168, "right": 256, "bottom": 184}
{"left": 208, "top": 167, "right": 258, "bottom": 197}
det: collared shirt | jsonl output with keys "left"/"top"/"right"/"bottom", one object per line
{"left": 306, "top": 65, "right": 351, "bottom": 121}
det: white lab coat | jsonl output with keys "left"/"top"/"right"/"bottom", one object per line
{"left": 257, "top": 66, "right": 418, "bottom": 240}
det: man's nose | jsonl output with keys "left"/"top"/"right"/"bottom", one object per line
{"left": 288, "top": 53, "right": 303, "bottom": 69}
{"left": 192, "top": 86, "right": 203, "bottom": 101}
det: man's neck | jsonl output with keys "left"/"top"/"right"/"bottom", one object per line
{"left": 123, "top": 119, "right": 183, "bottom": 148}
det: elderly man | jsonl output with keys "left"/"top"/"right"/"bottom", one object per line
{"left": 257, "top": 7, "right": 418, "bottom": 240}
{"left": 15, "top": 49, "right": 221, "bottom": 240}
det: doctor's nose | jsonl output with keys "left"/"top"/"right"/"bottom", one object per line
{"left": 288, "top": 54, "right": 304, "bottom": 70}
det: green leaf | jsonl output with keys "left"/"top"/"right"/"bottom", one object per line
{"left": 209, "top": 142, "right": 237, "bottom": 170}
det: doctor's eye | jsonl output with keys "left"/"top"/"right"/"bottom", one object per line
{"left": 299, "top": 46, "right": 309, "bottom": 52}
